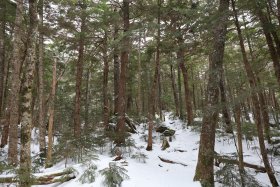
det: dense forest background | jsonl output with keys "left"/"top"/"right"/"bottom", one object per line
{"left": 0, "top": 0, "right": 280, "bottom": 186}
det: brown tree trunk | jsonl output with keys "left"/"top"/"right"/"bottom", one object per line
{"left": 146, "top": 0, "right": 161, "bottom": 151}
{"left": 0, "top": 0, "right": 6, "bottom": 116}
{"left": 116, "top": 0, "right": 130, "bottom": 145}
{"left": 178, "top": 64, "right": 184, "bottom": 119}
{"left": 19, "top": 0, "right": 38, "bottom": 186}
{"left": 234, "top": 103, "right": 244, "bottom": 171}
{"left": 84, "top": 67, "right": 90, "bottom": 129}
{"left": 113, "top": 12, "right": 119, "bottom": 115}
{"left": 220, "top": 67, "right": 232, "bottom": 133}
{"left": 38, "top": 0, "right": 46, "bottom": 157}
{"left": 194, "top": 0, "right": 229, "bottom": 185}
{"left": 45, "top": 57, "right": 57, "bottom": 168}
{"left": 257, "top": 78, "right": 271, "bottom": 143}
{"left": 232, "top": 0, "right": 279, "bottom": 186}
{"left": 177, "top": 40, "right": 193, "bottom": 125}
{"left": 73, "top": 4, "right": 86, "bottom": 138}
{"left": 136, "top": 33, "right": 142, "bottom": 115}
{"left": 7, "top": 0, "right": 25, "bottom": 165}
{"left": 103, "top": 31, "right": 109, "bottom": 129}
{"left": 170, "top": 64, "right": 179, "bottom": 116}
{"left": 253, "top": 2, "right": 280, "bottom": 86}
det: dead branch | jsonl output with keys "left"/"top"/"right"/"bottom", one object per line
{"left": 214, "top": 154, "right": 266, "bottom": 173}
{"left": 158, "top": 156, "right": 188, "bottom": 167}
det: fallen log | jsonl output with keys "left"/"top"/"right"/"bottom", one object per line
{"left": 158, "top": 156, "right": 188, "bottom": 167}
{"left": 0, "top": 169, "right": 76, "bottom": 184}
{"left": 214, "top": 154, "right": 266, "bottom": 173}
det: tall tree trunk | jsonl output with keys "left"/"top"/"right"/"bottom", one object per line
{"left": 113, "top": 12, "right": 119, "bottom": 115}
{"left": 45, "top": 57, "right": 57, "bottom": 168}
{"left": 194, "top": 0, "right": 229, "bottom": 185}
{"left": 232, "top": 0, "right": 279, "bottom": 186}
{"left": 146, "top": 0, "right": 161, "bottom": 151}
{"left": 38, "top": 0, "right": 46, "bottom": 157}
{"left": 84, "top": 67, "right": 90, "bottom": 129}
{"left": 178, "top": 64, "right": 184, "bottom": 119}
{"left": 0, "top": 0, "right": 6, "bottom": 116}
{"left": 73, "top": 4, "right": 86, "bottom": 138}
{"left": 170, "top": 64, "right": 179, "bottom": 116}
{"left": 233, "top": 101, "right": 245, "bottom": 187}
{"left": 257, "top": 78, "right": 271, "bottom": 143}
{"left": 220, "top": 67, "right": 232, "bottom": 133}
{"left": 19, "top": 0, "right": 38, "bottom": 186}
{"left": 103, "top": 31, "right": 109, "bottom": 129}
{"left": 253, "top": 2, "right": 280, "bottom": 86}
{"left": 7, "top": 0, "right": 25, "bottom": 165}
{"left": 136, "top": 33, "right": 142, "bottom": 115}
{"left": 116, "top": 0, "right": 130, "bottom": 145}
{"left": 177, "top": 37, "right": 193, "bottom": 125}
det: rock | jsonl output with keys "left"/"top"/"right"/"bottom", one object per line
{"left": 162, "top": 129, "right": 175, "bottom": 137}
{"left": 156, "top": 126, "right": 168, "bottom": 133}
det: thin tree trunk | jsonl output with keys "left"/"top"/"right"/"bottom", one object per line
{"left": 113, "top": 13, "right": 119, "bottom": 115}
{"left": 103, "top": 31, "right": 109, "bottom": 129}
{"left": 38, "top": 0, "right": 46, "bottom": 157}
{"left": 45, "top": 57, "right": 57, "bottom": 168}
{"left": 116, "top": 0, "right": 130, "bottom": 145}
{"left": 232, "top": 0, "right": 279, "bottom": 186}
{"left": 146, "top": 0, "right": 161, "bottom": 151}
{"left": 137, "top": 33, "right": 142, "bottom": 115}
{"left": 0, "top": 0, "right": 6, "bottom": 117}
{"left": 257, "top": 78, "right": 271, "bottom": 143}
{"left": 73, "top": 4, "right": 86, "bottom": 138}
{"left": 7, "top": 0, "right": 25, "bottom": 165}
{"left": 19, "top": 0, "right": 38, "bottom": 185}
{"left": 178, "top": 55, "right": 193, "bottom": 125}
{"left": 170, "top": 64, "right": 179, "bottom": 116}
{"left": 194, "top": 0, "right": 229, "bottom": 185}
{"left": 84, "top": 68, "right": 90, "bottom": 129}
{"left": 178, "top": 64, "right": 184, "bottom": 119}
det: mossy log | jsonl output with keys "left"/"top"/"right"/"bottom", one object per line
{"left": 0, "top": 170, "right": 75, "bottom": 184}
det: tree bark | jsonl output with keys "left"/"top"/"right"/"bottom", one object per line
{"left": 219, "top": 66, "right": 232, "bottom": 133}
{"left": 136, "top": 33, "right": 142, "bottom": 115}
{"left": 232, "top": 0, "right": 279, "bottom": 186}
{"left": 116, "top": 0, "right": 130, "bottom": 145}
{"left": 194, "top": 0, "right": 229, "bottom": 185}
{"left": 177, "top": 40, "right": 193, "bottom": 125}
{"left": 38, "top": 0, "right": 46, "bottom": 157}
{"left": 178, "top": 64, "right": 184, "bottom": 119}
{"left": 253, "top": 2, "right": 280, "bottom": 86}
{"left": 19, "top": 0, "right": 39, "bottom": 186}
{"left": 73, "top": 3, "right": 86, "bottom": 138}
{"left": 170, "top": 64, "right": 179, "bottom": 116}
{"left": 0, "top": 0, "right": 6, "bottom": 117}
{"left": 113, "top": 10, "right": 119, "bottom": 115}
{"left": 7, "top": 0, "right": 25, "bottom": 165}
{"left": 103, "top": 31, "right": 109, "bottom": 129}
{"left": 45, "top": 58, "right": 57, "bottom": 168}
{"left": 146, "top": 0, "right": 161, "bottom": 151}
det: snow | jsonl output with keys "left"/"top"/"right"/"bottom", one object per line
{"left": 1, "top": 112, "right": 280, "bottom": 187}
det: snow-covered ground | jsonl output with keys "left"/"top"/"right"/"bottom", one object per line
{"left": 1, "top": 112, "right": 280, "bottom": 187}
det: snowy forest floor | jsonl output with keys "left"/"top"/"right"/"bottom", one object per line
{"left": 1, "top": 112, "right": 280, "bottom": 187}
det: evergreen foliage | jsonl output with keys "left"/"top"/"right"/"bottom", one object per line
{"left": 79, "top": 163, "right": 98, "bottom": 184}
{"left": 99, "top": 162, "right": 129, "bottom": 187}
{"left": 216, "top": 164, "right": 264, "bottom": 187}
{"left": 131, "top": 151, "right": 148, "bottom": 163}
